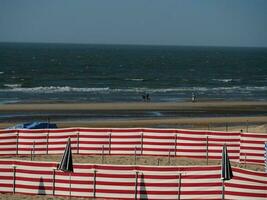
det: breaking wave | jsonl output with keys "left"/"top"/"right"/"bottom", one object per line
{"left": 0, "top": 86, "right": 110, "bottom": 93}
{"left": 0, "top": 86, "right": 267, "bottom": 94}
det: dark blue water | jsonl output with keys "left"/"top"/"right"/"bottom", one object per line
{"left": 0, "top": 42, "right": 267, "bottom": 103}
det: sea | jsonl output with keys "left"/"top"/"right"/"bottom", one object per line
{"left": 0, "top": 42, "right": 267, "bottom": 104}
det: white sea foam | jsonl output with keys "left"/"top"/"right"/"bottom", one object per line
{"left": 0, "top": 86, "right": 109, "bottom": 93}
{"left": 212, "top": 79, "right": 240, "bottom": 83}
{"left": 125, "top": 78, "right": 144, "bottom": 81}
{"left": 4, "top": 84, "right": 22, "bottom": 88}
{"left": 0, "top": 86, "right": 266, "bottom": 94}
{"left": 0, "top": 72, "right": 4, "bottom": 75}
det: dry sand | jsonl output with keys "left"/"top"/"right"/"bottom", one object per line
{"left": 1, "top": 154, "right": 264, "bottom": 172}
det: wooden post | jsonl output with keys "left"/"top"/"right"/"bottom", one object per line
{"left": 76, "top": 132, "right": 79, "bottom": 154}
{"left": 157, "top": 158, "right": 160, "bottom": 166}
{"left": 16, "top": 131, "right": 19, "bottom": 156}
{"left": 168, "top": 149, "right": 171, "bottom": 165}
{"left": 174, "top": 134, "right": 177, "bottom": 157}
{"left": 108, "top": 133, "right": 112, "bottom": 155}
{"left": 177, "top": 173, "right": 182, "bottom": 200}
{"left": 206, "top": 136, "right": 209, "bottom": 165}
{"left": 13, "top": 165, "right": 16, "bottom": 194}
{"left": 101, "top": 145, "right": 104, "bottom": 164}
{"left": 140, "top": 132, "right": 144, "bottom": 155}
{"left": 134, "top": 171, "right": 139, "bottom": 200}
{"left": 134, "top": 146, "right": 137, "bottom": 165}
{"left": 46, "top": 133, "right": 49, "bottom": 155}
{"left": 244, "top": 153, "right": 247, "bottom": 168}
{"left": 31, "top": 141, "right": 35, "bottom": 161}
{"left": 93, "top": 169, "right": 97, "bottom": 199}
{"left": 246, "top": 120, "right": 249, "bottom": 132}
{"left": 52, "top": 169, "right": 56, "bottom": 195}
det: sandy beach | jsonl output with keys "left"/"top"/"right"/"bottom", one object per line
{"left": 0, "top": 101, "right": 266, "bottom": 199}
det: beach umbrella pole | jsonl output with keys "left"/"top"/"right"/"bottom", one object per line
{"left": 52, "top": 169, "right": 56, "bottom": 195}
{"left": 134, "top": 171, "right": 139, "bottom": 200}
{"left": 69, "top": 172, "right": 71, "bottom": 198}
{"left": 93, "top": 169, "right": 97, "bottom": 198}
{"left": 222, "top": 179, "right": 225, "bottom": 200}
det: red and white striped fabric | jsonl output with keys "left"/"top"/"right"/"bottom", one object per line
{"left": 0, "top": 159, "right": 266, "bottom": 199}
{"left": 78, "top": 128, "right": 111, "bottom": 155}
{"left": 175, "top": 129, "right": 241, "bottom": 162}
{"left": 109, "top": 128, "right": 142, "bottom": 155}
{"left": 240, "top": 132, "right": 267, "bottom": 165}
{"left": 0, "top": 129, "right": 17, "bottom": 155}
{"left": 0, "top": 128, "right": 266, "bottom": 165}
{"left": 225, "top": 167, "right": 267, "bottom": 200}
{"left": 142, "top": 129, "right": 177, "bottom": 156}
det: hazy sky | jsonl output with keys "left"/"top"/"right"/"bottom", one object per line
{"left": 0, "top": 0, "right": 267, "bottom": 47}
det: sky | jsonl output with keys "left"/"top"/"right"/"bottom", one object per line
{"left": 0, "top": 0, "right": 267, "bottom": 47}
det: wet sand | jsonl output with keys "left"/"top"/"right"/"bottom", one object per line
{"left": 0, "top": 101, "right": 267, "bottom": 131}
{"left": 1, "top": 101, "right": 267, "bottom": 112}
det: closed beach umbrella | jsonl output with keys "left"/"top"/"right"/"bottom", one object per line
{"left": 58, "top": 137, "right": 73, "bottom": 172}
{"left": 221, "top": 143, "right": 233, "bottom": 180}
{"left": 221, "top": 143, "right": 233, "bottom": 199}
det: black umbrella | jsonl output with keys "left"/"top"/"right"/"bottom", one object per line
{"left": 58, "top": 137, "right": 73, "bottom": 172}
{"left": 221, "top": 143, "right": 233, "bottom": 180}
{"left": 221, "top": 143, "right": 233, "bottom": 199}
{"left": 57, "top": 137, "right": 74, "bottom": 197}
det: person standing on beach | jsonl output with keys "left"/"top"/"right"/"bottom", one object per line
{"left": 146, "top": 93, "right": 150, "bottom": 102}
{"left": 192, "top": 92, "right": 196, "bottom": 102}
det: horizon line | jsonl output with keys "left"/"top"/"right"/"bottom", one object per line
{"left": 0, "top": 41, "right": 267, "bottom": 49}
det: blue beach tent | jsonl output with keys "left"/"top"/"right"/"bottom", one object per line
{"left": 7, "top": 122, "right": 57, "bottom": 129}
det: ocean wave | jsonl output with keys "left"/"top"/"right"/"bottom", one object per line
{"left": 212, "top": 79, "right": 240, "bottom": 83}
{"left": 4, "top": 84, "right": 22, "bottom": 88}
{"left": 0, "top": 86, "right": 266, "bottom": 93}
{"left": 0, "top": 72, "right": 4, "bottom": 75}
{"left": 125, "top": 78, "right": 145, "bottom": 81}
{"left": 0, "top": 86, "right": 110, "bottom": 93}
